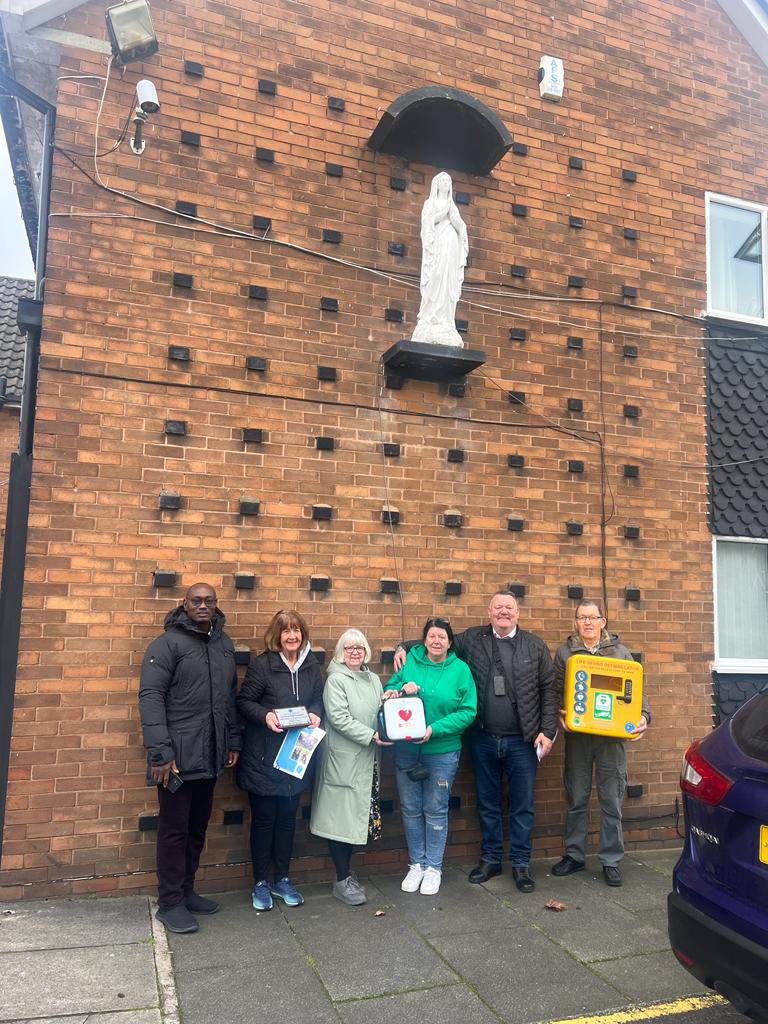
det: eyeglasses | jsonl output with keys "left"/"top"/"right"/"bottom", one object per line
{"left": 575, "top": 614, "right": 603, "bottom": 622}
{"left": 188, "top": 596, "right": 216, "bottom": 607}
{"left": 343, "top": 645, "right": 366, "bottom": 653}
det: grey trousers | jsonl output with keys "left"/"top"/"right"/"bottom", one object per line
{"left": 563, "top": 733, "right": 627, "bottom": 867}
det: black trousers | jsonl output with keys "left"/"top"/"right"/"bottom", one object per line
{"left": 156, "top": 778, "right": 216, "bottom": 911}
{"left": 327, "top": 839, "right": 356, "bottom": 881}
{"left": 248, "top": 792, "right": 301, "bottom": 882}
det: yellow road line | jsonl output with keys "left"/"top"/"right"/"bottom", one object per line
{"left": 540, "top": 993, "right": 727, "bottom": 1024}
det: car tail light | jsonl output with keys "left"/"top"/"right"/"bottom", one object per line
{"left": 680, "top": 739, "right": 733, "bottom": 805}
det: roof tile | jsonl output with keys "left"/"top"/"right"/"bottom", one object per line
{"left": 0, "top": 276, "right": 33, "bottom": 404}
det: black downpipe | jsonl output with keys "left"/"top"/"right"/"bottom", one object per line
{"left": 0, "top": 68, "right": 55, "bottom": 864}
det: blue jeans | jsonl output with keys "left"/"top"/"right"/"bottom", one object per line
{"left": 393, "top": 747, "right": 460, "bottom": 870}
{"left": 470, "top": 731, "right": 538, "bottom": 866}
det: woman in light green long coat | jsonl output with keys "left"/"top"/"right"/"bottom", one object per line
{"left": 310, "top": 629, "right": 389, "bottom": 905}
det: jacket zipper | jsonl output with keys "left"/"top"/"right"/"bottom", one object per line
{"left": 206, "top": 642, "right": 214, "bottom": 772}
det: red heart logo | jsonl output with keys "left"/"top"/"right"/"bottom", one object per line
{"left": 398, "top": 708, "right": 412, "bottom": 721}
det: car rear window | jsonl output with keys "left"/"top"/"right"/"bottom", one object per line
{"left": 732, "top": 691, "right": 768, "bottom": 761}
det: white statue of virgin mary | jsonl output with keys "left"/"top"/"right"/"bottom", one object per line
{"left": 411, "top": 171, "right": 469, "bottom": 348}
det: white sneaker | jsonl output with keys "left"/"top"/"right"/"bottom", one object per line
{"left": 420, "top": 867, "right": 441, "bottom": 896}
{"left": 401, "top": 864, "right": 425, "bottom": 892}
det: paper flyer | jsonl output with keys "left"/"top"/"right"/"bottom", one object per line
{"left": 273, "top": 726, "right": 326, "bottom": 778}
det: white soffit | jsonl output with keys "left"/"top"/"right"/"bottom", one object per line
{"left": 717, "top": 0, "right": 768, "bottom": 68}
{"left": 0, "top": 1, "right": 89, "bottom": 32}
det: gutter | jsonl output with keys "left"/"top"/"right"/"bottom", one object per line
{"left": 0, "top": 19, "right": 37, "bottom": 254}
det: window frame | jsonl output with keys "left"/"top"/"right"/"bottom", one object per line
{"left": 713, "top": 535, "right": 768, "bottom": 673}
{"left": 705, "top": 191, "right": 768, "bottom": 328}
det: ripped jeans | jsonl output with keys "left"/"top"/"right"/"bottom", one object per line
{"left": 393, "top": 747, "right": 460, "bottom": 870}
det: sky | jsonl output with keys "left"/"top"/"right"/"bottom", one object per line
{"left": 0, "top": 120, "right": 35, "bottom": 281}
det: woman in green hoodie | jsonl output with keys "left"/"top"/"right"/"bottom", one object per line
{"left": 383, "top": 617, "right": 477, "bottom": 896}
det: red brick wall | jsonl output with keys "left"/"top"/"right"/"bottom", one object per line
{"left": 3, "top": 0, "right": 766, "bottom": 897}
{"left": 0, "top": 408, "right": 19, "bottom": 576}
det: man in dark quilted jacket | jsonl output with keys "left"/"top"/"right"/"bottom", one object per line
{"left": 139, "top": 583, "right": 241, "bottom": 934}
{"left": 395, "top": 591, "right": 556, "bottom": 892}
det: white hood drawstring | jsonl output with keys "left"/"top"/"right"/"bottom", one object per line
{"left": 279, "top": 643, "right": 311, "bottom": 701}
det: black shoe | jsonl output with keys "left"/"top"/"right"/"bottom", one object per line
{"left": 512, "top": 866, "right": 535, "bottom": 893}
{"left": 468, "top": 860, "right": 502, "bottom": 884}
{"left": 156, "top": 904, "right": 199, "bottom": 934}
{"left": 603, "top": 865, "right": 623, "bottom": 887}
{"left": 552, "top": 855, "right": 585, "bottom": 877}
{"left": 184, "top": 892, "right": 220, "bottom": 915}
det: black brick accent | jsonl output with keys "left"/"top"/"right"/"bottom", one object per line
{"left": 175, "top": 200, "right": 197, "bottom": 218}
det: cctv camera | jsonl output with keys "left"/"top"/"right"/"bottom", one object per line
{"left": 136, "top": 79, "right": 160, "bottom": 114}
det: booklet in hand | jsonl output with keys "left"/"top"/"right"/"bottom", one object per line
{"left": 273, "top": 727, "right": 326, "bottom": 779}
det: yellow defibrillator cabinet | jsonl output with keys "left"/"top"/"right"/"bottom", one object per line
{"left": 564, "top": 655, "right": 644, "bottom": 738}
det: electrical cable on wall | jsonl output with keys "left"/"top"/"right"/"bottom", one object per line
{"left": 47, "top": 65, "right": 749, "bottom": 635}
{"left": 46, "top": 61, "right": 768, "bottom": 345}
{"left": 51, "top": 151, "right": 762, "bottom": 346}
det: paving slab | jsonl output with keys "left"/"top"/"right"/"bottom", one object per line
{"left": 282, "top": 887, "right": 426, "bottom": 956}
{"left": 373, "top": 866, "right": 519, "bottom": 936}
{"left": 0, "top": 897, "right": 151, "bottom": 952}
{"left": 601, "top": 859, "right": 676, "bottom": 912}
{"left": 504, "top": 878, "right": 670, "bottom": 962}
{"left": 167, "top": 891, "right": 301, "bottom": 970}
{"left": 173, "top": 960, "right": 339, "bottom": 1024}
{"left": 429, "top": 924, "right": 625, "bottom": 1023}
{"left": 335, "top": 984, "right": 500, "bottom": 1024}
{"left": 645, "top": 905, "right": 674, "bottom": 938}
{"left": 589, "top": 949, "right": 709, "bottom": 1004}
{"left": 5, "top": 1013, "right": 162, "bottom": 1024}
{"left": 637, "top": 849, "right": 684, "bottom": 875}
{"left": 305, "top": 923, "right": 459, "bottom": 1000}
{"left": 0, "top": 945, "right": 158, "bottom": 1021}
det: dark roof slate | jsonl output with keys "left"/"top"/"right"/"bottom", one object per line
{"left": 708, "top": 331, "right": 768, "bottom": 536}
{"left": 712, "top": 672, "right": 767, "bottom": 723}
{"left": 0, "top": 276, "right": 33, "bottom": 405}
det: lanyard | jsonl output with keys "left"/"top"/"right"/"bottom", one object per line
{"left": 490, "top": 635, "right": 517, "bottom": 704}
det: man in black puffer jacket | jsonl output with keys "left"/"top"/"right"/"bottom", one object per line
{"left": 139, "top": 583, "right": 242, "bottom": 934}
{"left": 395, "top": 591, "right": 556, "bottom": 892}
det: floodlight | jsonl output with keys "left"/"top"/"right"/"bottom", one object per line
{"left": 105, "top": 0, "right": 159, "bottom": 66}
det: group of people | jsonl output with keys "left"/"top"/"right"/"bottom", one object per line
{"left": 139, "top": 585, "right": 649, "bottom": 934}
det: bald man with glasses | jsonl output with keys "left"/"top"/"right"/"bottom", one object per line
{"left": 552, "top": 600, "right": 650, "bottom": 887}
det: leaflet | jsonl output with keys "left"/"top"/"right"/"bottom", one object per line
{"left": 273, "top": 726, "right": 326, "bottom": 779}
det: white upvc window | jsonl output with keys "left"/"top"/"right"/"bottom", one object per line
{"left": 713, "top": 536, "right": 768, "bottom": 672}
{"left": 706, "top": 192, "right": 768, "bottom": 327}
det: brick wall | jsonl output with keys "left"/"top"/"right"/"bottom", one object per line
{"left": 0, "top": 408, "right": 19, "bottom": 576}
{"left": 3, "top": 0, "right": 766, "bottom": 897}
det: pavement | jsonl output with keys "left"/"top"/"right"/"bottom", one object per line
{"left": 0, "top": 849, "right": 747, "bottom": 1024}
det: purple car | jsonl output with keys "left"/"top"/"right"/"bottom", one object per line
{"left": 668, "top": 689, "right": 768, "bottom": 1021}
